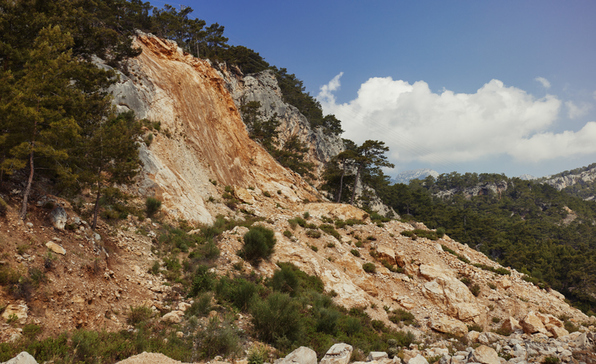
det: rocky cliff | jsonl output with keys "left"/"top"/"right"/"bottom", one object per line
{"left": 107, "top": 32, "right": 320, "bottom": 225}
{"left": 542, "top": 164, "right": 596, "bottom": 201}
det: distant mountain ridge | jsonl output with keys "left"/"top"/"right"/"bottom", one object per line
{"left": 540, "top": 163, "right": 596, "bottom": 200}
{"left": 392, "top": 168, "right": 439, "bottom": 184}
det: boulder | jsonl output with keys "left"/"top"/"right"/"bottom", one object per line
{"left": 3, "top": 351, "right": 38, "bottom": 364}
{"left": 160, "top": 310, "right": 183, "bottom": 324}
{"left": 367, "top": 352, "right": 388, "bottom": 361}
{"left": 467, "top": 330, "right": 481, "bottom": 343}
{"left": 49, "top": 206, "right": 67, "bottom": 230}
{"left": 275, "top": 346, "right": 317, "bottom": 364}
{"left": 1, "top": 303, "right": 28, "bottom": 324}
{"left": 320, "top": 343, "right": 353, "bottom": 364}
{"left": 406, "top": 354, "right": 428, "bottom": 364}
{"left": 235, "top": 187, "right": 255, "bottom": 204}
{"left": 468, "top": 345, "right": 499, "bottom": 364}
{"left": 499, "top": 277, "right": 512, "bottom": 289}
{"left": 375, "top": 245, "right": 396, "bottom": 265}
{"left": 501, "top": 316, "right": 522, "bottom": 333}
{"left": 546, "top": 324, "right": 569, "bottom": 338}
{"left": 520, "top": 311, "right": 546, "bottom": 334}
{"left": 429, "top": 315, "right": 468, "bottom": 337}
{"left": 45, "top": 242, "right": 66, "bottom": 255}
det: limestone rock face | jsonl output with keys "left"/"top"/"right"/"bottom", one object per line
{"left": 108, "top": 32, "right": 319, "bottom": 225}
{"left": 407, "top": 354, "right": 428, "bottom": 364}
{"left": 49, "top": 206, "right": 67, "bottom": 230}
{"left": 320, "top": 343, "right": 353, "bottom": 364}
{"left": 275, "top": 346, "right": 317, "bottom": 364}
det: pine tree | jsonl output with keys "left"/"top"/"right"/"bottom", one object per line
{"left": 350, "top": 140, "right": 394, "bottom": 205}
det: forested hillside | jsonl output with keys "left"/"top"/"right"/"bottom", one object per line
{"left": 378, "top": 172, "right": 596, "bottom": 313}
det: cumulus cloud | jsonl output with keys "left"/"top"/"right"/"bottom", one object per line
{"left": 316, "top": 74, "right": 596, "bottom": 165}
{"left": 566, "top": 101, "right": 592, "bottom": 119}
{"left": 535, "top": 77, "right": 551, "bottom": 89}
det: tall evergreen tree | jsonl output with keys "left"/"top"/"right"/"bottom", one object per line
{"left": 350, "top": 140, "right": 394, "bottom": 205}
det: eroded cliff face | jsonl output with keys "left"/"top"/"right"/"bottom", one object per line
{"left": 109, "top": 33, "right": 319, "bottom": 224}
{"left": 223, "top": 69, "right": 344, "bottom": 180}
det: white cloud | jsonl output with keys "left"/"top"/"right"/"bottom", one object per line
{"left": 317, "top": 74, "right": 596, "bottom": 165}
{"left": 566, "top": 101, "right": 592, "bottom": 119}
{"left": 535, "top": 76, "right": 551, "bottom": 89}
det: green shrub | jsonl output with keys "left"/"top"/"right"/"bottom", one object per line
{"left": 303, "top": 211, "right": 310, "bottom": 219}
{"left": 149, "top": 261, "right": 160, "bottom": 275}
{"left": 491, "top": 317, "right": 500, "bottom": 323}
{"left": 306, "top": 229, "right": 321, "bottom": 239}
{"left": 319, "top": 224, "right": 341, "bottom": 240}
{"left": 198, "top": 317, "right": 241, "bottom": 359}
{"left": 436, "top": 227, "right": 445, "bottom": 238}
{"left": 362, "top": 262, "right": 376, "bottom": 273}
{"left": 350, "top": 249, "right": 361, "bottom": 257}
{"left": 334, "top": 219, "right": 346, "bottom": 228}
{"left": 543, "top": 357, "right": 560, "bottom": 364}
{"left": 247, "top": 345, "right": 268, "bottom": 364}
{"left": 190, "top": 265, "right": 216, "bottom": 296}
{"left": 467, "top": 323, "right": 483, "bottom": 332}
{"left": 288, "top": 217, "right": 306, "bottom": 228}
{"left": 470, "top": 284, "right": 481, "bottom": 297}
{"left": 271, "top": 265, "right": 299, "bottom": 295}
{"left": 241, "top": 226, "right": 276, "bottom": 266}
{"left": 263, "top": 191, "right": 271, "bottom": 197}
{"left": 145, "top": 197, "right": 162, "bottom": 217}
{"left": 488, "top": 282, "right": 497, "bottom": 290}
{"left": 309, "top": 245, "right": 318, "bottom": 252}
{"left": 186, "top": 293, "right": 212, "bottom": 317}
{"left": 460, "top": 277, "right": 472, "bottom": 286}
{"left": 250, "top": 292, "right": 302, "bottom": 347}
{"left": 389, "top": 309, "right": 416, "bottom": 326}
{"left": 315, "top": 307, "right": 340, "bottom": 334}
{"left": 127, "top": 306, "right": 152, "bottom": 326}
{"left": 216, "top": 277, "right": 258, "bottom": 311}
{"left": 283, "top": 230, "right": 292, "bottom": 238}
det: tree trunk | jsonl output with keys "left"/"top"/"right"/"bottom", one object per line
{"left": 20, "top": 147, "right": 34, "bottom": 220}
{"left": 350, "top": 164, "right": 363, "bottom": 205}
{"left": 92, "top": 178, "right": 102, "bottom": 231}
{"left": 337, "top": 160, "right": 346, "bottom": 203}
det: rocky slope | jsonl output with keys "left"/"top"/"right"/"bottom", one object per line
{"left": 541, "top": 164, "right": 596, "bottom": 201}
{"left": 2, "top": 33, "right": 595, "bottom": 364}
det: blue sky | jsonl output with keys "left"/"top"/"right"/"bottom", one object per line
{"left": 150, "top": 0, "right": 596, "bottom": 178}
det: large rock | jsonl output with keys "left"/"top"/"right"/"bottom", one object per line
{"left": 520, "top": 311, "right": 546, "bottom": 334}
{"left": 429, "top": 316, "right": 468, "bottom": 337}
{"left": 275, "top": 346, "right": 317, "bottom": 364}
{"left": 160, "top": 310, "right": 183, "bottom": 324}
{"left": 1, "top": 303, "right": 28, "bottom": 324}
{"left": 234, "top": 187, "right": 255, "bottom": 204}
{"left": 407, "top": 354, "right": 428, "bottom": 364}
{"left": 49, "top": 206, "right": 67, "bottom": 230}
{"left": 367, "top": 352, "right": 388, "bottom": 361}
{"left": 2, "top": 351, "right": 38, "bottom": 364}
{"left": 546, "top": 324, "right": 569, "bottom": 338}
{"left": 320, "top": 343, "right": 353, "bottom": 364}
{"left": 45, "top": 241, "right": 66, "bottom": 255}
{"left": 501, "top": 316, "right": 522, "bottom": 333}
{"left": 468, "top": 345, "right": 499, "bottom": 364}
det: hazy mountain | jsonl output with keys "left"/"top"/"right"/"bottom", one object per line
{"left": 392, "top": 168, "right": 439, "bottom": 184}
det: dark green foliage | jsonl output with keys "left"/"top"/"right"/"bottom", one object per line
{"left": 389, "top": 309, "right": 416, "bottom": 326}
{"left": 0, "top": 197, "right": 7, "bottom": 217}
{"left": 306, "top": 229, "right": 321, "bottom": 239}
{"left": 362, "top": 262, "right": 376, "bottom": 273}
{"left": 543, "top": 356, "right": 560, "bottom": 364}
{"left": 469, "top": 284, "right": 481, "bottom": 297}
{"left": 196, "top": 318, "right": 241, "bottom": 359}
{"left": 190, "top": 265, "right": 216, "bottom": 297}
{"left": 283, "top": 230, "right": 292, "bottom": 238}
{"left": 350, "top": 249, "right": 361, "bottom": 257}
{"left": 127, "top": 306, "right": 152, "bottom": 326}
{"left": 250, "top": 292, "right": 302, "bottom": 348}
{"left": 216, "top": 277, "right": 259, "bottom": 311}
{"left": 185, "top": 293, "right": 213, "bottom": 317}
{"left": 145, "top": 197, "right": 162, "bottom": 218}
{"left": 241, "top": 226, "right": 276, "bottom": 266}
{"left": 288, "top": 217, "right": 307, "bottom": 229}
{"left": 319, "top": 224, "right": 341, "bottom": 240}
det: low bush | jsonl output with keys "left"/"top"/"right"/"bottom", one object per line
{"left": 145, "top": 197, "right": 162, "bottom": 218}
{"left": 306, "top": 229, "right": 321, "bottom": 239}
{"left": 362, "top": 262, "right": 376, "bottom": 273}
{"left": 240, "top": 226, "right": 276, "bottom": 266}
{"left": 250, "top": 292, "right": 302, "bottom": 348}
{"left": 389, "top": 309, "right": 416, "bottom": 326}
{"left": 350, "top": 249, "right": 360, "bottom": 257}
{"left": 319, "top": 224, "right": 340, "bottom": 240}
{"left": 127, "top": 306, "right": 152, "bottom": 326}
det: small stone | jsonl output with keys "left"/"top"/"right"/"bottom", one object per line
{"left": 45, "top": 242, "right": 66, "bottom": 255}
{"left": 26, "top": 222, "right": 33, "bottom": 228}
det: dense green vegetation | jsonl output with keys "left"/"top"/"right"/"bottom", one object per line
{"left": 539, "top": 162, "right": 596, "bottom": 200}
{"left": 377, "top": 172, "right": 596, "bottom": 314}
